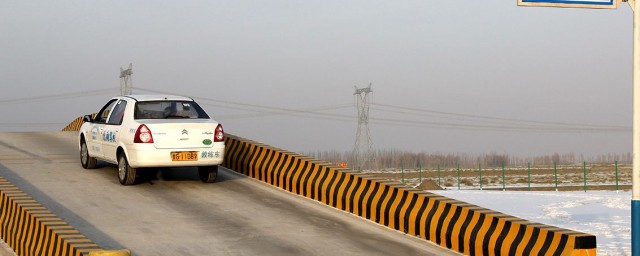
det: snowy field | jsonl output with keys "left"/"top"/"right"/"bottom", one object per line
{"left": 432, "top": 190, "right": 631, "bottom": 256}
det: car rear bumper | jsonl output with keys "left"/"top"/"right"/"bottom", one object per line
{"left": 126, "top": 143, "right": 225, "bottom": 168}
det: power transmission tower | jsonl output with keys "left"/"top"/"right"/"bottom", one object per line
{"left": 120, "top": 63, "right": 133, "bottom": 95}
{"left": 352, "top": 83, "right": 375, "bottom": 171}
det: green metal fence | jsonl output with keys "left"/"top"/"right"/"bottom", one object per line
{"left": 392, "top": 161, "right": 630, "bottom": 192}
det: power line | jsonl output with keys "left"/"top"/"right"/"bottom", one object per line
{"left": 368, "top": 118, "right": 627, "bottom": 133}
{"left": 138, "top": 87, "right": 292, "bottom": 112}
{"left": 0, "top": 86, "right": 628, "bottom": 134}
{"left": 215, "top": 104, "right": 352, "bottom": 120}
{"left": 0, "top": 88, "right": 117, "bottom": 105}
{"left": 373, "top": 102, "right": 627, "bottom": 130}
{"left": 0, "top": 123, "right": 66, "bottom": 127}
{"left": 369, "top": 109, "right": 628, "bottom": 132}
{"left": 136, "top": 87, "right": 629, "bottom": 133}
{"left": 137, "top": 87, "right": 353, "bottom": 119}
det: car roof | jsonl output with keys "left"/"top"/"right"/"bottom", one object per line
{"left": 123, "top": 94, "right": 194, "bottom": 102}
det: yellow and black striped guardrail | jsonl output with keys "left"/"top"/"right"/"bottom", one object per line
{"left": 0, "top": 176, "right": 130, "bottom": 256}
{"left": 222, "top": 134, "right": 597, "bottom": 256}
{"left": 62, "top": 115, "right": 95, "bottom": 132}
{"left": 59, "top": 116, "right": 596, "bottom": 255}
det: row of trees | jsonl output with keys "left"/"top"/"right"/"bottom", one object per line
{"left": 305, "top": 149, "right": 631, "bottom": 169}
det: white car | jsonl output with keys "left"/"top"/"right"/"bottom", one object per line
{"left": 79, "top": 95, "right": 225, "bottom": 185}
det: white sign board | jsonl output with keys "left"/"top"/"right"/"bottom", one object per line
{"left": 518, "top": 0, "right": 618, "bottom": 9}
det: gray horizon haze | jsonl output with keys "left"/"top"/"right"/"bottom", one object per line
{"left": 0, "top": 0, "right": 634, "bottom": 159}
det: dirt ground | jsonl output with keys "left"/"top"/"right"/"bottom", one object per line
{"left": 361, "top": 163, "right": 633, "bottom": 191}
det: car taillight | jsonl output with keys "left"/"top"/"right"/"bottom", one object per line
{"left": 134, "top": 124, "right": 154, "bottom": 143}
{"left": 214, "top": 124, "right": 224, "bottom": 142}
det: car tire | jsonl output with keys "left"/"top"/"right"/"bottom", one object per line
{"left": 80, "top": 139, "right": 97, "bottom": 169}
{"left": 198, "top": 166, "right": 218, "bottom": 183}
{"left": 118, "top": 154, "right": 137, "bottom": 185}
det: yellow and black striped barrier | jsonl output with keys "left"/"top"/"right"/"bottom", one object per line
{"left": 0, "top": 177, "right": 129, "bottom": 256}
{"left": 62, "top": 115, "right": 95, "bottom": 132}
{"left": 222, "top": 134, "right": 597, "bottom": 256}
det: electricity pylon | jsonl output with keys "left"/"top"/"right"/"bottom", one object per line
{"left": 120, "top": 63, "right": 133, "bottom": 95}
{"left": 352, "top": 83, "right": 375, "bottom": 171}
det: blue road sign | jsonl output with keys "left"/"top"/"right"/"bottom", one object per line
{"left": 518, "top": 0, "right": 618, "bottom": 9}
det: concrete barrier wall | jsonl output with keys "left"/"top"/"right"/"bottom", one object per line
{"left": 0, "top": 176, "right": 102, "bottom": 256}
{"left": 223, "top": 134, "right": 597, "bottom": 256}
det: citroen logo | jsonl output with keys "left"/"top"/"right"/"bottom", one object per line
{"left": 182, "top": 129, "right": 188, "bottom": 135}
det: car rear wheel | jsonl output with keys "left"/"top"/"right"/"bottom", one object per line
{"left": 198, "top": 166, "right": 218, "bottom": 183}
{"left": 118, "top": 154, "right": 137, "bottom": 185}
{"left": 80, "top": 139, "right": 97, "bottom": 169}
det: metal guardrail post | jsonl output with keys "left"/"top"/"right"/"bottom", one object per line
{"left": 528, "top": 162, "right": 531, "bottom": 191}
{"left": 583, "top": 162, "right": 587, "bottom": 192}
{"left": 554, "top": 161, "right": 558, "bottom": 192}
{"left": 479, "top": 163, "right": 483, "bottom": 191}
{"left": 457, "top": 163, "right": 460, "bottom": 190}
{"left": 437, "top": 163, "right": 441, "bottom": 187}
{"left": 502, "top": 161, "right": 505, "bottom": 191}
{"left": 633, "top": 2, "right": 640, "bottom": 253}
{"left": 419, "top": 164, "right": 422, "bottom": 185}
{"left": 401, "top": 162, "right": 404, "bottom": 184}
{"left": 615, "top": 160, "right": 619, "bottom": 193}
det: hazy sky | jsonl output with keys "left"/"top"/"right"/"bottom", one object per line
{"left": 0, "top": 1, "right": 635, "bottom": 157}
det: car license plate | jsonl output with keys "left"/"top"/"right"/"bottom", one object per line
{"left": 171, "top": 151, "right": 198, "bottom": 161}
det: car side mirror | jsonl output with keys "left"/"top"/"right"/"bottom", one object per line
{"left": 83, "top": 115, "right": 94, "bottom": 123}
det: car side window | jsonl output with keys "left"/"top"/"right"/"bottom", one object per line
{"left": 95, "top": 100, "right": 117, "bottom": 124}
{"left": 107, "top": 100, "right": 128, "bottom": 125}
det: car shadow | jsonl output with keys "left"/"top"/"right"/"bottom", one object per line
{"left": 138, "top": 166, "right": 245, "bottom": 184}
{"left": 92, "top": 161, "right": 245, "bottom": 185}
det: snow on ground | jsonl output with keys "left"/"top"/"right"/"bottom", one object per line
{"left": 432, "top": 190, "right": 632, "bottom": 256}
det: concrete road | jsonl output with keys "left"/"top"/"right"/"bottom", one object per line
{"left": 0, "top": 239, "right": 17, "bottom": 256}
{"left": 0, "top": 132, "right": 460, "bottom": 256}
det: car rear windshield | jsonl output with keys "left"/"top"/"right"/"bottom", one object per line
{"left": 134, "top": 101, "right": 210, "bottom": 119}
